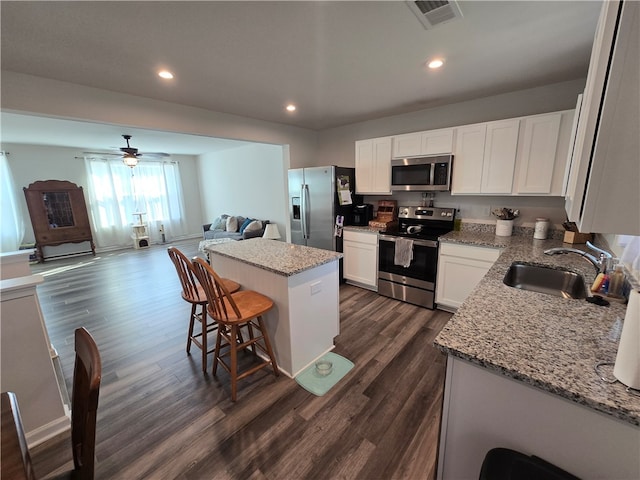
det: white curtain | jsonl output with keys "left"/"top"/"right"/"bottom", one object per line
{"left": 84, "top": 157, "right": 187, "bottom": 249}
{"left": 0, "top": 152, "right": 25, "bottom": 252}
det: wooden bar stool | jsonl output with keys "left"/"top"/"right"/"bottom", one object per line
{"left": 167, "top": 247, "right": 240, "bottom": 373}
{"left": 191, "top": 257, "right": 279, "bottom": 401}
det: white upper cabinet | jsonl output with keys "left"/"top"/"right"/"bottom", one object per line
{"left": 355, "top": 137, "right": 392, "bottom": 194}
{"left": 480, "top": 119, "right": 520, "bottom": 194}
{"left": 451, "top": 124, "right": 486, "bottom": 194}
{"left": 392, "top": 133, "right": 422, "bottom": 158}
{"left": 392, "top": 128, "right": 454, "bottom": 158}
{"left": 515, "top": 113, "right": 561, "bottom": 194}
{"left": 513, "top": 110, "right": 583, "bottom": 196}
{"left": 357, "top": 109, "right": 575, "bottom": 198}
{"left": 565, "top": 0, "right": 639, "bottom": 234}
{"left": 451, "top": 119, "right": 519, "bottom": 194}
{"left": 422, "top": 129, "right": 455, "bottom": 155}
{"left": 451, "top": 112, "right": 574, "bottom": 196}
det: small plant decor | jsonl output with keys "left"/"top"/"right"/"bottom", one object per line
{"left": 492, "top": 208, "right": 519, "bottom": 220}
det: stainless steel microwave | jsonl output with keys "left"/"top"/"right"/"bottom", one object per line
{"left": 390, "top": 154, "right": 453, "bottom": 191}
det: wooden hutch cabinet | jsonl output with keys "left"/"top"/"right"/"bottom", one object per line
{"left": 23, "top": 180, "right": 95, "bottom": 262}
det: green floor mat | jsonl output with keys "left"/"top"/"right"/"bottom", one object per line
{"left": 294, "top": 352, "right": 354, "bottom": 396}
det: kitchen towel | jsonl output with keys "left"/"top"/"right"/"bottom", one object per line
{"left": 295, "top": 352, "right": 354, "bottom": 396}
{"left": 613, "top": 289, "right": 640, "bottom": 389}
{"left": 394, "top": 237, "right": 414, "bottom": 267}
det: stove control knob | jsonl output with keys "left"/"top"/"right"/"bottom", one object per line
{"left": 446, "top": 212, "right": 452, "bottom": 217}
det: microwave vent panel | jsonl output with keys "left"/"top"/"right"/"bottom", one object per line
{"left": 407, "top": 1, "right": 463, "bottom": 29}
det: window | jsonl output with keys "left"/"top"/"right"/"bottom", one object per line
{"left": 85, "top": 158, "right": 186, "bottom": 248}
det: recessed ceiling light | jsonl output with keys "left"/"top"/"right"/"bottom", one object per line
{"left": 427, "top": 58, "right": 444, "bottom": 69}
{"left": 285, "top": 104, "right": 297, "bottom": 112}
{"left": 158, "top": 70, "right": 174, "bottom": 79}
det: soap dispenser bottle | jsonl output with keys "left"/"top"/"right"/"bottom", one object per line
{"left": 608, "top": 265, "right": 625, "bottom": 298}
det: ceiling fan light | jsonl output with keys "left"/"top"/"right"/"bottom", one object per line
{"left": 123, "top": 154, "right": 138, "bottom": 167}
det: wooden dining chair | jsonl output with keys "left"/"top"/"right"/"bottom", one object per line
{"left": 167, "top": 246, "right": 240, "bottom": 373}
{"left": 191, "top": 257, "right": 279, "bottom": 401}
{"left": 44, "top": 327, "right": 102, "bottom": 480}
{"left": 64, "top": 327, "right": 102, "bottom": 480}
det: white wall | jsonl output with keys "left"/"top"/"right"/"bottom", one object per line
{"left": 2, "top": 72, "right": 319, "bottom": 169}
{"left": 3, "top": 143, "right": 204, "bottom": 246}
{"left": 198, "top": 143, "right": 288, "bottom": 238}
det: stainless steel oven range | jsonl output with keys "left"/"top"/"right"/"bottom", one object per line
{"left": 378, "top": 206, "right": 455, "bottom": 309}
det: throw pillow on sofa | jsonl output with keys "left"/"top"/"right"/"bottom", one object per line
{"left": 239, "top": 218, "right": 253, "bottom": 233}
{"left": 243, "top": 220, "right": 262, "bottom": 233}
{"left": 226, "top": 216, "right": 238, "bottom": 232}
{"left": 209, "top": 215, "right": 227, "bottom": 231}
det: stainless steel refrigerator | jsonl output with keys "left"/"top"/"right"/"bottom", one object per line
{"left": 288, "top": 166, "right": 359, "bottom": 252}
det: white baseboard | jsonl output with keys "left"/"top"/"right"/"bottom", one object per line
{"left": 26, "top": 413, "right": 71, "bottom": 449}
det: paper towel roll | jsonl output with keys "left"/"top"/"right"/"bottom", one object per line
{"left": 614, "top": 289, "right": 640, "bottom": 389}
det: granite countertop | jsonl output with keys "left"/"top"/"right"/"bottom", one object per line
{"left": 204, "top": 238, "right": 342, "bottom": 277}
{"left": 343, "top": 225, "right": 384, "bottom": 233}
{"left": 435, "top": 231, "right": 639, "bottom": 426}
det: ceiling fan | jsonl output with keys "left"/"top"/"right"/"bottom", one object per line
{"left": 84, "top": 134, "right": 169, "bottom": 167}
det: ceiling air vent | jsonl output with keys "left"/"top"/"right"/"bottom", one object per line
{"left": 406, "top": 0, "right": 463, "bottom": 29}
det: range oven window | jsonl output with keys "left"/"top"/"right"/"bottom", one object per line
{"left": 378, "top": 237, "right": 438, "bottom": 284}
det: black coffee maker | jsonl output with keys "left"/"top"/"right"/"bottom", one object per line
{"left": 352, "top": 204, "right": 374, "bottom": 226}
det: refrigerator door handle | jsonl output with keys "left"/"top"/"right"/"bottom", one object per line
{"left": 302, "top": 184, "right": 310, "bottom": 239}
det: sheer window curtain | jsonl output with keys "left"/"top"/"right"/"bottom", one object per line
{"left": 84, "top": 157, "right": 187, "bottom": 249}
{"left": 0, "top": 152, "right": 25, "bottom": 252}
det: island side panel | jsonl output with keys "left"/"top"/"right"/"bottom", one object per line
{"left": 209, "top": 253, "right": 293, "bottom": 376}
{"left": 1, "top": 277, "right": 70, "bottom": 447}
{"left": 438, "top": 356, "right": 640, "bottom": 480}
{"left": 287, "top": 261, "right": 340, "bottom": 376}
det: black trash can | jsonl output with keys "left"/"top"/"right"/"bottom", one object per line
{"left": 479, "top": 447, "right": 581, "bottom": 480}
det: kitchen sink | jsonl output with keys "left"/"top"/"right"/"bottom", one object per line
{"left": 503, "top": 262, "right": 588, "bottom": 299}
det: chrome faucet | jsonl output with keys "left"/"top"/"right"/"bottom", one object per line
{"left": 544, "top": 241, "right": 612, "bottom": 274}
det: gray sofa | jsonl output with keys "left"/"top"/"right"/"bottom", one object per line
{"left": 202, "top": 214, "right": 268, "bottom": 241}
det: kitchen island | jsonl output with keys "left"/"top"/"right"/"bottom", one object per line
{"left": 205, "top": 238, "right": 342, "bottom": 377}
{"left": 434, "top": 231, "right": 639, "bottom": 479}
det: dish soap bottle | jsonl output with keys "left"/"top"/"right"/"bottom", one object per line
{"left": 608, "top": 265, "right": 626, "bottom": 298}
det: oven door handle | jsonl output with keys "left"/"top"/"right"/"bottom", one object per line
{"left": 378, "top": 235, "right": 438, "bottom": 248}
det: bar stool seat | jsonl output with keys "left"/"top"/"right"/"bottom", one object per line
{"left": 167, "top": 247, "right": 240, "bottom": 373}
{"left": 192, "top": 257, "right": 279, "bottom": 401}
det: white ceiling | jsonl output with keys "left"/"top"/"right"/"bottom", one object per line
{"left": 0, "top": 1, "right": 602, "bottom": 154}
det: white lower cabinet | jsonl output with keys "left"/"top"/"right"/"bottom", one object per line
{"left": 437, "top": 357, "right": 640, "bottom": 480}
{"left": 343, "top": 229, "right": 378, "bottom": 291}
{"left": 436, "top": 242, "right": 501, "bottom": 311}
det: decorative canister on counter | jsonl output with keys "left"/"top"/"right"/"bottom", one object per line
{"left": 495, "top": 219, "right": 514, "bottom": 237}
{"left": 534, "top": 218, "right": 550, "bottom": 240}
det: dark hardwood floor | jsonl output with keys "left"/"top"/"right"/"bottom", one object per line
{"left": 29, "top": 239, "right": 452, "bottom": 480}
